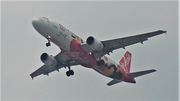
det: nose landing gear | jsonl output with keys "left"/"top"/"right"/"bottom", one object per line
{"left": 46, "top": 35, "right": 51, "bottom": 47}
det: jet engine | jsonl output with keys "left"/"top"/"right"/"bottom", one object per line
{"left": 40, "top": 53, "right": 57, "bottom": 67}
{"left": 86, "top": 36, "right": 104, "bottom": 51}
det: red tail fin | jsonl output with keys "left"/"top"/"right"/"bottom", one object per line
{"left": 119, "top": 51, "right": 132, "bottom": 73}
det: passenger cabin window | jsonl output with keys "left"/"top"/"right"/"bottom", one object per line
{"left": 42, "top": 17, "right": 49, "bottom": 22}
{"left": 71, "top": 33, "right": 84, "bottom": 43}
{"left": 54, "top": 23, "right": 59, "bottom": 28}
{"left": 43, "top": 17, "right": 49, "bottom": 20}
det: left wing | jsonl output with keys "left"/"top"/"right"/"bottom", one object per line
{"left": 82, "top": 30, "right": 166, "bottom": 57}
{"left": 30, "top": 52, "right": 79, "bottom": 79}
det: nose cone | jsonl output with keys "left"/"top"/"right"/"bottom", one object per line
{"left": 32, "top": 18, "right": 40, "bottom": 28}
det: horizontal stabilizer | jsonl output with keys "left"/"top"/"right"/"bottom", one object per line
{"left": 127, "top": 69, "right": 156, "bottom": 78}
{"left": 107, "top": 79, "right": 122, "bottom": 86}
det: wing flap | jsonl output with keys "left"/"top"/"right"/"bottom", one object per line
{"left": 30, "top": 65, "right": 57, "bottom": 79}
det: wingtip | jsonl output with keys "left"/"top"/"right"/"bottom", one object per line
{"left": 30, "top": 74, "right": 34, "bottom": 80}
{"left": 158, "top": 30, "right": 167, "bottom": 34}
{"left": 163, "top": 30, "right": 167, "bottom": 34}
{"left": 107, "top": 84, "right": 111, "bottom": 86}
{"left": 151, "top": 69, "right": 157, "bottom": 72}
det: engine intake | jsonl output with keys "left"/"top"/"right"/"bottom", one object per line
{"left": 87, "top": 36, "right": 94, "bottom": 45}
{"left": 86, "top": 36, "right": 103, "bottom": 51}
{"left": 40, "top": 53, "right": 57, "bottom": 67}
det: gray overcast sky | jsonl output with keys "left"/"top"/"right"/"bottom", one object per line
{"left": 1, "top": 1, "right": 178, "bottom": 101}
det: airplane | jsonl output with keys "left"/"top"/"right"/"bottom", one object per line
{"left": 30, "top": 17, "right": 166, "bottom": 86}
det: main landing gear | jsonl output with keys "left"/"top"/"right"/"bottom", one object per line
{"left": 66, "top": 70, "right": 74, "bottom": 77}
{"left": 66, "top": 65, "right": 74, "bottom": 77}
{"left": 46, "top": 35, "right": 51, "bottom": 47}
{"left": 96, "top": 59, "right": 105, "bottom": 66}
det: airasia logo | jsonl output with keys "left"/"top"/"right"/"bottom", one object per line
{"left": 60, "top": 24, "right": 65, "bottom": 31}
{"left": 120, "top": 53, "right": 131, "bottom": 73}
{"left": 125, "top": 54, "right": 131, "bottom": 67}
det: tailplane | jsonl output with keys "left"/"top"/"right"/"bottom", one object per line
{"left": 107, "top": 51, "right": 156, "bottom": 86}
{"left": 127, "top": 69, "right": 156, "bottom": 78}
{"left": 119, "top": 51, "right": 132, "bottom": 73}
{"left": 107, "top": 69, "right": 156, "bottom": 86}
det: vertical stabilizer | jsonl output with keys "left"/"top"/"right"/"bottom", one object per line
{"left": 119, "top": 51, "right": 132, "bottom": 73}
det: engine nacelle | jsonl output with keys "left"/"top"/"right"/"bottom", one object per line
{"left": 40, "top": 53, "right": 57, "bottom": 67}
{"left": 86, "top": 36, "right": 104, "bottom": 51}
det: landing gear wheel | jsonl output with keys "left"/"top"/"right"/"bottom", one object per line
{"left": 96, "top": 59, "right": 105, "bottom": 66}
{"left": 66, "top": 61, "right": 74, "bottom": 77}
{"left": 46, "top": 43, "right": 51, "bottom": 47}
{"left": 100, "top": 60, "right": 105, "bottom": 65}
{"left": 97, "top": 61, "right": 101, "bottom": 66}
{"left": 66, "top": 71, "right": 70, "bottom": 77}
{"left": 70, "top": 70, "right": 74, "bottom": 75}
{"left": 66, "top": 70, "right": 74, "bottom": 77}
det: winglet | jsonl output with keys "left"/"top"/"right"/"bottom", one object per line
{"left": 30, "top": 74, "right": 34, "bottom": 80}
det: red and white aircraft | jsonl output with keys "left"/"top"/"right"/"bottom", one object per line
{"left": 30, "top": 17, "right": 166, "bottom": 86}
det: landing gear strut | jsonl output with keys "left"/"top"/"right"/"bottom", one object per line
{"left": 66, "top": 63, "right": 74, "bottom": 77}
{"left": 46, "top": 35, "right": 51, "bottom": 47}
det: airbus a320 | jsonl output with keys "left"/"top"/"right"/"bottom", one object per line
{"left": 30, "top": 17, "right": 166, "bottom": 86}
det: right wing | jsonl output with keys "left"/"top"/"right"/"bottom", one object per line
{"left": 100, "top": 30, "right": 166, "bottom": 57}
{"left": 81, "top": 30, "right": 166, "bottom": 58}
{"left": 30, "top": 52, "right": 79, "bottom": 79}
